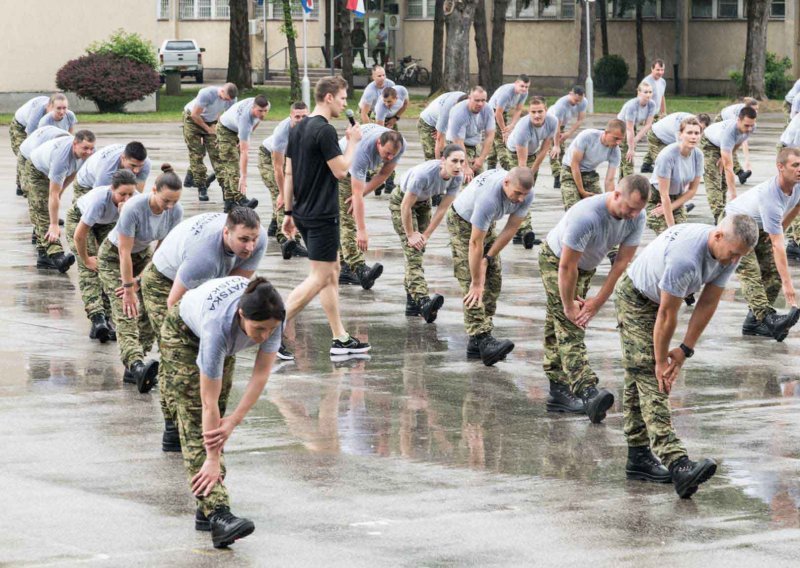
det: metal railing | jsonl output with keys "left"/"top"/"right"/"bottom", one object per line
{"left": 263, "top": 45, "right": 338, "bottom": 79}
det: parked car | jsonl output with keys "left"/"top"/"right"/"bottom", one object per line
{"left": 159, "top": 39, "right": 205, "bottom": 83}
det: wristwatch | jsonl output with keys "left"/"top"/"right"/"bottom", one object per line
{"left": 679, "top": 343, "right": 694, "bottom": 358}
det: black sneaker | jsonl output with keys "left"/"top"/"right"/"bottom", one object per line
{"left": 476, "top": 332, "right": 514, "bottom": 366}
{"left": 89, "top": 313, "right": 110, "bottom": 344}
{"left": 553, "top": 176, "right": 561, "bottom": 189}
{"left": 685, "top": 202, "right": 696, "bottom": 213}
{"left": 197, "top": 186, "right": 209, "bottom": 202}
{"left": 546, "top": 381, "right": 586, "bottom": 414}
{"left": 684, "top": 293, "right": 696, "bottom": 307}
{"left": 580, "top": 386, "right": 614, "bottom": 424}
{"left": 764, "top": 307, "right": 800, "bottom": 342}
{"left": 267, "top": 218, "right": 278, "bottom": 237}
{"left": 184, "top": 171, "right": 195, "bottom": 188}
{"left": 293, "top": 242, "right": 308, "bottom": 257}
{"left": 162, "top": 419, "right": 181, "bottom": 452}
{"left": 16, "top": 185, "right": 23, "bottom": 196}
{"left": 670, "top": 456, "right": 717, "bottom": 498}
{"left": 405, "top": 294, "right": 421, "bottom": 317}
{"left": 277, "top": 342, "right": 295, "bottom": 361}
{"left": 522, "top": 231, "right": 540, "bottom": 249}
{"left": 626, "top": 446, "right": 672, "bottom": 483}
{"left": 130, "top": 359, "right": 159, "bottom": 394}
{"left": 640, "top": 162, "right": 654, "bottom": 174}
{"left": 330, "top": 334, "right": 371, "bottom": 356}
{"left": 209, "top": 506, "right": 255, "bottom": 549}
{"left": 355, "top": 263, "right": 383, "bottom": 290}
{"left": 419, "top": 294, "right": 444, "bottom": 324}
{"left": 195, "top": 508, "right": 211, "bottom": 531}
{"left": 281, "top": 239, "right": 298, "bottom": 260}
{"left": 338, "top": 262, "right": 361, "bottom": 286}
{"left": 787, "top": 240, "right": 800, "bottom": 260}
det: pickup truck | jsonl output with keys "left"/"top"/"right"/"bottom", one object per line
{"left": 158, "top": 39, "right": 205, "bottom": 83}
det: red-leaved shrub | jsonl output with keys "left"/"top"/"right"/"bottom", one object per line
{"left": 56, "top": 53, "right": 161, "bottom": 113}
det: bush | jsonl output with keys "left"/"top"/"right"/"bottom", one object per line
{"left": 56, "top": 53, "right": 161, "bottom": 113}
{"left": 729, "top": 52, "right": 793, "bottom": 99}
{"left": 593, "top": 55, "right": 629, "bottom": 96}
{"left": 87, "top": 29, "right": 158, "bottom": 69}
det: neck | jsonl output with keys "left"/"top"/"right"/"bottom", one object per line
{"left": 440, "top": 163, "right": 451, "bottom": 180}
{"left": 148, "top": 194, "right": 162, "bottom": 214}
{"left": 312, "top": 104, "right": 332, "bottom": 121}
{"left": 679, "top": 142, "right": 692, "bottom": 156}
{"left": 778, "top": 174, "right": 796, "bottom": 195}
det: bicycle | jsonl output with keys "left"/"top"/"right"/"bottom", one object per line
{"left": 389, "top": 55, "right": 430, "bottom": 86}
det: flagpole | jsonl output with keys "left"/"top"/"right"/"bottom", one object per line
{"left": 302, "top": 6, "right": 310, "bottom": 107}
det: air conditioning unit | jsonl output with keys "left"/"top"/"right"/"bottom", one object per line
{"left": 249, "top": 19, "right": 263, "bottom": 36}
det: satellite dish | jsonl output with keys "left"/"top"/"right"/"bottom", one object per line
{"left": 443, "top": 0, "right": 456, "bottom": 16}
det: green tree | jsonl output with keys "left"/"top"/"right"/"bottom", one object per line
{"left": 280, "top": 0, "right": 302, "bottom": 101}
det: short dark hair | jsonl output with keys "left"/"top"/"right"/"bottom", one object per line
{"left": 226, "top": 206, "right": 261, "bottom": 230}
{"left": 508, "top": 167, "right": 535, "bottom": 191}
{"left": 155, "top": 163, "right": 182, "bottom": 191}
{"left": 696, "top": 113, "right": 711, "bottom": 128}
{"left": 123, "top": 141, "right": 147, "bottom": 162}
{"left": 111, "top": 169, "right": 137, "bottom": 189}
{"left": 571, "top": 85, "right": 585, "bottom": 96}
{"left": 382, "top": 87, "right": 398, "bottom": 99}
{"left": 254, "top": 94, "right": 269, "bottom": 109}
{"left": 456, "top": 93, "right": 469, "bottom": 103}
{"left": 378, "top": 130, "right": 403, "bottom": 150}
{"left": 651, "top": 59, "right": 665, "bottom": 68}
{"left": 74, "top": 130, "right": 95, "bottom": 143}
{"left": 290, "top": 101, "right": 308, "bottom": 111}
{"left": 528, "top": 96, "right": 547, "bottom": 107}
{"left": 778, "top": 146, "right": 800, "bottom": 165}
{"left": 442, "top": 143, "right": 465, "bottom": 158}
{"left": 606, "top": 119, "right": 626, "bottom": 135}
{"left": 469, "top": 85, "right": 486, "bottom": 95}
{"left": 739, "top": 106, "right": 758, "bottom": 120}
{"left": 239, "top": 277, "right": 285, "bottom": 322}
{"left": 224, "top": 83, "right": 239, "bottom": 99}
{"left": 516, "top": 74, "right": 530, "bottom": 83}
{"left": 620, "top": 174, "right": 651, "bottom": 201}
{"left": 315, "top": 76, "right": 348, "bottom": 103}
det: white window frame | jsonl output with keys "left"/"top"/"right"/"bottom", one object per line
{"left": 253, "top": 0, "right": 320, "bottom": 20}
{"left": 177, "top": 0, "right": 235, "bottom": 20}
{"left": 770, "top": 0, "right": 786, "bottom": 20}
{"left": 157, "top": 0, "right": 171, "bottom": 20}
{"left": 505, "top": 0, "right": 576, "bottom": 21}
{"left": 690, "top": 0, "right": 745, "bottom": 20}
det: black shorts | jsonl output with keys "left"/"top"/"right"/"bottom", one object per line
{"left": 294, "top": 217, "right": 340, "bottom": 262}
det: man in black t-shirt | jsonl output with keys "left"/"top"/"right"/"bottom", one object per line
{"left": 282, "top": 76, "right": 371, "bottom": 357}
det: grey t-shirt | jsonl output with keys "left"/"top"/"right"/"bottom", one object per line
{"left": 704, "top": 119, "right": 751, "bottom": 152}
{"left": 720, "top": 103, "right": 745, "bottom": 122}
{"left": 358, "top": 79, "right": 396, "bottom": 112}
{"left": 420, "top": 91, "right": 465, "bottom": 130}
{"left": 76, "top": 185, "right": 120, "bottom": 227}
{"left": 446, "top": 100, "right": 495, "bottom": 146}
{"left": 339, "top": 123, "right": 405, "bottom": 181}
{"left": 642, "top": 74, "right": 667, "bottom": 112}
{"left": 780, "top": 114, "right": 800, "bottom": 148}
{"left": 262, "top": 117, "right": 292, "bottom": 154}
{"left": 547, "top": 95, "right": 588, "bottom": 126}
{"left": 628, "top": 223, "right": 737, "bottom": 304}
{"left": 617, "top": 97, "right": 657, "bottom": 125}
{"left": 219, "top": 98, "right": 262, "bottom": 141}
{"left": 397, "top": 159, "right": 462, "bottom": 201}
{"left": 37, "top": 111, "right": 77, "bottom": 132}
{"left": 651, "top": 112, "right": 695, "bottom": 145}
{"left": 184, "top": 86, "right": 236, "bottom": 122}
{"left": 488, "top": 83, "right": 528, "bottom": 112}
{"left": 179, "top": 276, "right": 283, "bottom": 379}
{"left": 453, "top": 168, "right": 534, "bottom": 231}
{"left": 375, "top": 85, "right": 409, "bottom": 122}
{"left": 107, "top": 192, "right": 184, "bottom": 254}
{"left": 726, "top": 176, "right": 800, "bottom": 235}
{"left": 31, "top": 135, "right": 80, "bottom": 186}
{"left": 506, "top": 114, "right": 558, "bottom": 154}
{"left": 19, "top": 125, "right": 69, "bottom": 160}
{"left": 562, "top": 129, "right": 622, "bottom": 172}
{"left": 650, "top": 143, "right": 704, "bottom": 196}
{"left": 546, "top": 193, "right": 645, "bottom": 271}
{"left": 785, "top": 79, "right": 800, "bottom": 104}
{"left": 14, "top": 96, "right": 49, "bottom": 130}
{"left": 153, "top": 212, "right": 267, "bottom": 288}
{"left": 76, "top": 143, "right": 151, "bottom": 188}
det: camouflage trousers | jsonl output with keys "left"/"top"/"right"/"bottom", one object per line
{"left": 499, "top": 151, "right": 538, "bottom": 235}
{"left": 615, "top": 274, "right": 688, "bottom": 467}
{"left": 9, "top": 118, "right": 26, "bottom": 190}
{"left": 182, "top": 111, "right": 222, "bottom": 187}
{"left": 389, "top": 186, "right": 432, "bottom": 302}
{"left": 560, "top": 167, "right": 601, "bottom": 211}
{"left": 338, "top": 175, "right": 366, "bottom": 270}
{"left": 539, "top": 243, "right": 598, "bottom": 393}
{"left": 216, "top": 125, "right": 245, "bottom": 202}
{"left": 644, "top": 131, "right": 668, "bottom": 168}
{"left": 141, "top": 263, "right": 177, "bottom": 422}
{"left": 736, "top": 229, "right": 781, "bottom": 321}
{"left": 700, "top": 136, "right": 726, "bottom": 223}
{"left": 447, "top": 207, "right": 501, "bottom": 336}
{"left": 19, "top": 156, "right": 31, "bottom": 200}
{"left": 549, "top": 126, "right": 566, "bottom": 183}
{"left": 72, "top": 180, "right": 93, "bottom": 204}
{"left": 65, "top": 204, "right": 114, "bottom": 319}
{"left": 487, "top": 112, "right": 511, "bottom": 170}
{"left": 160, "top": 303, "right": 235, "bottom": 517}
{"left": 26, "top": 162, "right": 64, "bottom": 256}
{"left": 97, "top": 240, "right": 155, "bottom": 368}
{"left": 788, "top": 218, "right": 800, "bottom": 244}
{"left": 257, "top": 147, "right": 299, "bottom": 245}
{"left": 645, "top": 185, "right": 688, "bottom": 235}
{"left": 417, "top": 118, "right": 437, "bottom": 161}
{"left": 618, "top": 126, "right": 639, "bottom": 180}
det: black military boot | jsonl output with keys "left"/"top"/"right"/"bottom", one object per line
{"left": 607, "top": 250, "right": 617, "bottom": 265}
{"left": 195, "top": 508, "right": 211, "bottom": 531}
{"left": 281, "top": 239, "right": 298, "bottom": 260}
{"left": 405, "top": 294, "right": 421, "bottom": 316}
{"left": 640, "top": 162, "right": 654, "bottom": 174}
{"left": 685, "top": 202, "right": 696, "bottom": 213}
{"left": 16, "top": 184, "right": 23, "bottom": 196}
{"left": 742, "top": 310, "right": 763, "bottom": 335}
{"left": 787, "top": 239, "right": 800, "bottom": 260}
{"left": 626, "top": 446, "right": 672, "bottom": 483}
{"left": 522, "top": 231, "right": 540, "bottom": 249}
{"left": 293, "top": 242, "right": 308, "bottom": 257}
{"left": 553, "top": 176, "right": 561, "bottom": 189}
{"left": 206, "top": 172, "right": 216, "bottom": 187}
{"left": 383, "top": 175, "right": 395, "bottom": 194}
{"left": 123, "top": 367, "right": 136, "bottom": 384}
{"left": 546, "top": 381, "right": 586, "bottom": 414}
{"left": 670, "top": 456, "right": 717, "bottom": 498}
{"left": 476, "top": 332, "right": 514, "bottom": 367}
{"left": 197, "top": 185, "right": 209, "bottom": 202}
{"left": 267, "top": 218, "right": 278, "bottom": 237}
{"left": 89, "top": 313, "right": 110, "bottom": 344}
{"left": 338, "top": 262, "right": 361, "bottom": 286}
{"left": 684, "top": 293, "right": 696, "bottom": 307}
{"left": 356, "top": 263, "right": 384, "bottom": 290}
{"left": 31, "top": 229, "right": 37, "bottom": 245}
{"left": 418, "top": 294, "right": 444, "bottom": 323}
{"left": 52, "top": 251, "right": 76, "bottom": 273}
{"left": 184, "top": 171, "right": 195, "bottom": 188}
{"left": 431, "top": 194, "right": 443, "bottom": 207}
{"left": 764, "top": 307, "right": 800, "bottom": 342}
{"left": 466, "top": 335, "right": 481, "bottom": 359}
{"left": 512, "top": 233, "right": 523, "bottom": 245}
{"left": 736, "top": 169, "right": 752, "bottom": 185}
{"left": 580, "top": 385, "right": 615, "bottom": 424}
{"left": 129, "top": 359, "right": 159, "bottom": 394}
{"left": 209, "top": 506, "right": 255, "bottom": 549}
{"left": 162, "top": 419, "right": 181, "bottom": 452}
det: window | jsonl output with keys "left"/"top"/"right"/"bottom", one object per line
{"left": 608, "top": 0, "right": 634, "bottom": 19}
{"left": 661, "top": 0, "right": 677, "bottom": 19}
{"left": 560, "top": 0, "right": 575, "bottom": 19}
{"left": 642, "top": 1, "right": 657, "bottom": 18}
{"left": 158, "top": 0, "right": 171, "bottom": 19}
{"left": 178, "top": 0, "right": 231, "bottom": 19}
{"left": 505, "top": 0, "right": 573, "bottom": 20}
{"left": 717, "top": 0, "right": 738, "bottom": 18}
{"left": 771, "top": 0, "right": 785, "bottom": 19}
{"left": 215, "top": 0, "right": 229, "bottom": 17}
{"left": 407, "top": 0, "right": 423, "bottom": 17}
{"left": 254, "top": 0, "right": 320, "bottom": 19}
{"left": 691, "top": 0, "right": 712, "bottom": 18}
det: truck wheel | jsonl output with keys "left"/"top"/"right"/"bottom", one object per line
{"left": 196, "top": 71, "right": 204, "bottom": 84}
